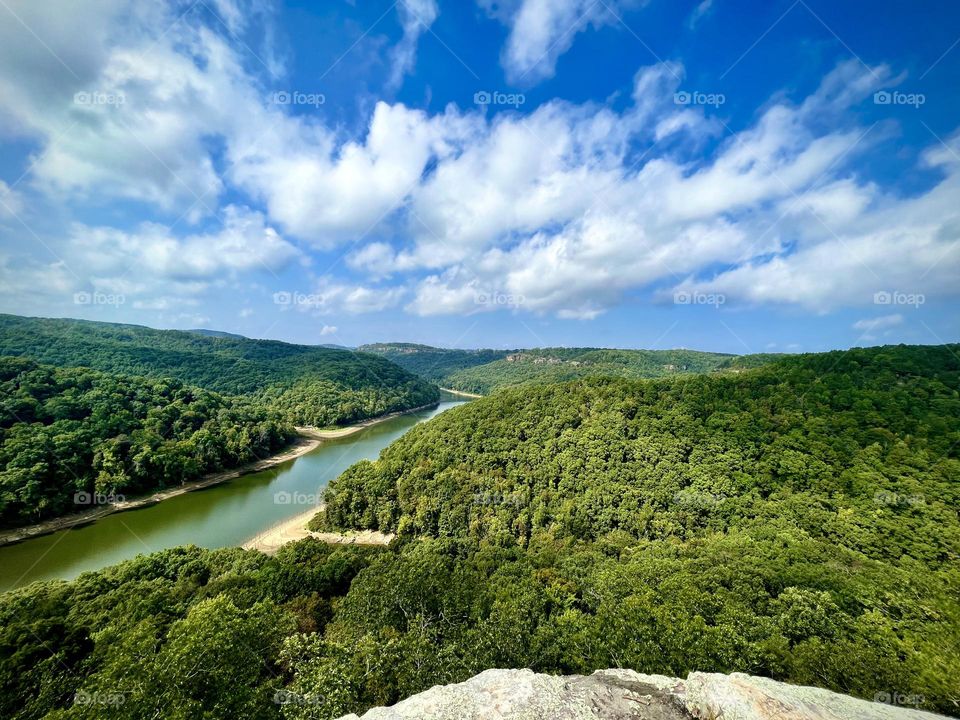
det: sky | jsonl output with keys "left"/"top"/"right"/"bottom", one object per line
{"left": 0, "top": 0, "right": 958, "bottom": 353}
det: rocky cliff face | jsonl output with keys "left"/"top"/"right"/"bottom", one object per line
{"left": 336, "top": 669, "right": 949, "bottom": 720}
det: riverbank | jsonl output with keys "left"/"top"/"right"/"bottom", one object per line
{"left": 439, "top": 387, "right": 484, "bottom": 398}
{"left": 0, "top": 402, "right": 439, "bottom": 548}
{"left": 241, "top": 505, "right": 393, "bottom": 554}
{"left": 0, "top": 436, "right": 321, "bottom": 547}
{"left": 296, "top": 401, "right": 441, "bottom": 439}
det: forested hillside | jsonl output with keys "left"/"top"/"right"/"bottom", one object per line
{"left": 311, "top": 344, "right": 960, "bottom": 714}
{"left": 357, "top": 343, "right": 510, "bottom": 384}
{"left": 320, "top": 344, "right": 960, "bottom": 547}
{"left": 0, "top": 357, "right": 294, "bottom": 528}
{"left": 2, "top": 345, "right": 958, "bottom": 719}
{"left": 361, "top": 343, "right": 747, "bottom": 394}
{"left": 0, "top": 315, "right": 439, "bottom": 426}
{"left": 441, "top": 347, "right": 741, "bottom": 393}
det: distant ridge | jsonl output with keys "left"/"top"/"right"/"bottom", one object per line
{"left": 188, "top": 328, "right": 247, "bottom": 340}
{"left": 0, "top": 314, "right": 439, "bottom": 426}
{"left": 361, "top": 342, "right": 759, "bottom": 393}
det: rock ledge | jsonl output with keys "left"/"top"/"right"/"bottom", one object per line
{"left": 336, "top": 669, "right": 949, "bottom": 720}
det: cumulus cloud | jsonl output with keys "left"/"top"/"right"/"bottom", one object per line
{"left": 1, "top": 0, "right": 958, "bottom": 328}
{"left": 282, "top": 279, "right": 406, "bottom": 316}
{"left": 397, "top": 60, "right": 960, "bottom": 320}
{"left": 70, "top": 205, "right": 300, "bottom": 281}
{"left": 0, "top": 256, "right": 75, "bottom": 301}
{"left": 0, "top": 2, "right": 226, "bottom": 212}
{"left": 229, "top": 102, "right": 474, "bottom": 245}
{"left": 853, "top": 313, "right": 906, "bottom": 341}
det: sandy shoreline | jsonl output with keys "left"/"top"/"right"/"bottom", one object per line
{"left": 241, "top": 505, "right": 393, "bottom": 554}
{"left": 296, "top": 401, "right": 440, "bottom": 439}
{"left": 0, "top": 401, "right": 439, "bottom": 547}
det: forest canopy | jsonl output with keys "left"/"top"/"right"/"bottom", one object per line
{"left": 0, "top": 357, "right": 294, "bottom": 528}
{"left": 0, "top": 315, "right": 441, "bottom": 528}
{"left": 360, "top": 342, "right": 762, "bottom": 394}
{"left": 0, "top": 315, "right": 440, "bottom": 427}
{"left": 1, "top": 344, "right": 958, "bottom": 719}
{"left": 311, "top": 343, "right": 960, "bottom": 716}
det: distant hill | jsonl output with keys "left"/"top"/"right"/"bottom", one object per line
{"left": 0, "top": 315, "right": 439, "bottom": 426}
{"left": 358, "top": 343, "right": 511, "bottom": 384}
{"left": 716, "top": 352, "right": 791, "bottom": 371}
{"left": 362, "top": 343, "right": 754, "bottom": 394}
{"left": 443, "top": 347, "right": 746, "bottom": 393}
{"left": 187, "top": 328, "right": 247, "bottom": 340}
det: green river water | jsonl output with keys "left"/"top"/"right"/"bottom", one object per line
{"left": 0, "top": 400, "right": 465, "bottom": 592}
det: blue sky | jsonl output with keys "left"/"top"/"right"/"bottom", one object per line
{"left": 0, "top": 0, "right": 957, "bottom": 353}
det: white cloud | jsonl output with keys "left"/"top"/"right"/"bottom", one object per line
{"left": 678, "top": 135, "right": 960, "bottom": 311}
{"left": 286, "top": 279, "right": 406, "bottom": 316}
{"left": 0, "top": 1, "right": 238, "bottom": 213}
{"left": 687, "top": 0, "right": 713, "bottom": 29}
{"left": 397, "top": 60, "right": 960, "bottom": 319}
{"left": 0, "top": 1, "right": 957, "bottom": 328}
{"left": 388, "top": 0, "right": 439, "bottom": 90}
{"left": 0, "top": 181, "right": 24, "bottom": 218}
{"left": 319, "top": 324, "right": 338, "bottom": 336}
{"left": 347, "top": 242, "right": 400, "bottom": 278}
{"left": 853, "top": 314, "right": 903, "bottom": 332}
{"left": 229, "top": 102, "right": 477, "bottom": 245}
{"left": 0, "top": 256, "right": 74, "bottom": 300}
{"left": 484, "top": 0, "right": 648, "bottom": 84}
{"left": 71, "top": 205, "right": 301, "bottom": 281}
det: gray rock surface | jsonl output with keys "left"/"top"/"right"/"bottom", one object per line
{"left": 335, "top": 668, "right": 950, "bottom": 720}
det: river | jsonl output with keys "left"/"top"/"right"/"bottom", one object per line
{"left": 0, "top": 400, "right": 465, "bottom": 592}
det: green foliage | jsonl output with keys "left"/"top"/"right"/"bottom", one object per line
{"left": 0, "top": 543, "right": 380, "bottom": 720}
{"left": 3, "top": 344, "right": 959, "bottom": 719}
{"left": 357, "top": 343, "right": 510, "bottom": 384}
{"left": 320, "top": 345, "right": 960, "bottom": 562}
{"left": 0, "top": 357, "right": 295, "bottom": 528}
{"left": 311, "top": 344, "right": 960, "bottom": 715}
{"left": 360, "top": 343, "right": 764, "bottom": 394}
{"left": 368, "top": 344, "right": 748, "bottom": 394}
{"left": 0, "top": 315, "right": 439, "bottom": 427}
